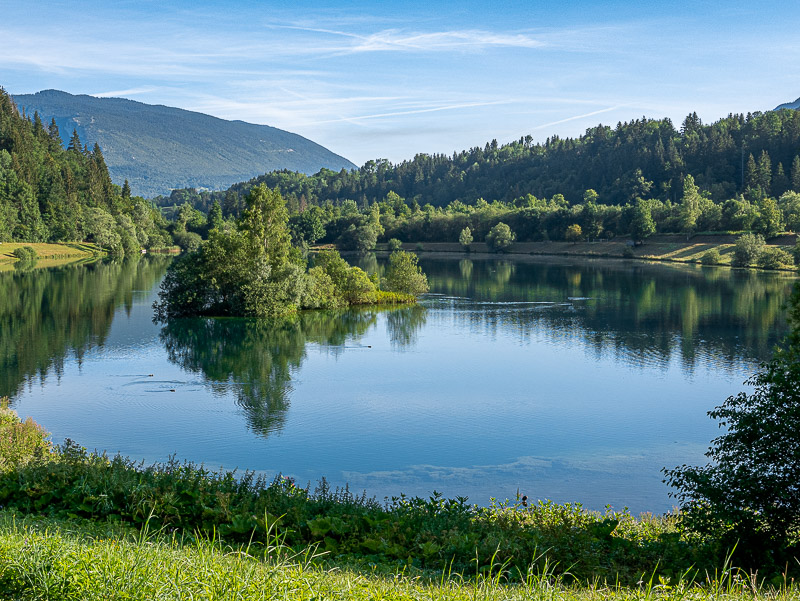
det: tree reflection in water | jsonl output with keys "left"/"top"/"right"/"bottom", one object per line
{"left": 159, "top": 305, "right": 427, "bottom": 437}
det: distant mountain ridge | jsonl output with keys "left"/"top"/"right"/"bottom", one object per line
{"left": 775, "top": 97, "right": 800, "bottom": 110}
{"left": 12, "top": 89, "right": 356, "bottom": 198}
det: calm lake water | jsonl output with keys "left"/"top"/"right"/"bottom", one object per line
{"left": 4, "top": 254, "right": 795, "bottom": 513}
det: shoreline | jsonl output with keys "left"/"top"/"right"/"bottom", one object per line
{"left": 354, "top": 234, "right": 799, "bottom": 272}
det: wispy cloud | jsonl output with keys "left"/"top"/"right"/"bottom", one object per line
{"left": 305, "top": 100, "right": 514, "bottom": 125}
{"left": 531, "top": 105, "right": 629, "bottom": 130}
{"left": 274, "top": 25, "right": 546, "bottom": 54}
{"left": 92, "top": 86, "right": 158, "bottom": 98}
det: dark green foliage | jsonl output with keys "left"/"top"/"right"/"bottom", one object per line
{"left": 154, "top": 186, "right": 423, "bottom": 319}
{"left": 202, "top": 109, "right": 800, "bottom": 212}
{"left": 173, "top": 231, "right": 203, "bottom": 253}
{"left": 337, "top": 222, "right": 377, "bottom": 253}
{"left": 0, "top": 88, "right": 172, "bottom": 251}
{"left": 206, "top": 199, "right": 224, "bottom": 233}
{"left": 387, "top": 238, "right": 403, "bottom": 252}
{"left": 288, "top": 207, "right": 325, "bottom": 245}
{"left": 732, "top": 233, "right": 765, "bottom": 267}
{"left": 665, "top": 285, "right": 800, "bottom": 570}
{"left": 13, "top": 89, "right": 355, "bottom": 198}
{"left": 458, "top": 227, "right": 473, "bottom": 249}
{"left": 485, "top": 222, "right": 515, "bottom": 252}
{"left": 382, "top": 251, "right": 429, "bottom": 296}
{"left": 757, "top": 246, "right": 792, "bottom": 270}
{"left": 700, "top": 248, "right": 721, "bottom": 265}
{"left": 11, "top": 246, "right": 36, "bottom": 261}
{"left": 629, "top": 200, "right": 656, "bottom": 243}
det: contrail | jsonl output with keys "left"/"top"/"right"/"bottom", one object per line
{"left": 306, "top": 100, "right": 513, "bottom": 125}
{"left": 531, "top": 105, "right": 628, "bottom": 130}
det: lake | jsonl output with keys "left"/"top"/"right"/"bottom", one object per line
{"left": 3, "top": 254, "right": 795, "bottom": 513}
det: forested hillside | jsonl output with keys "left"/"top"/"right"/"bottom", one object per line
{"left": 162, "top": 108, "right": 800, "bottom": 254}
{"left": 208, "top": 109, "right": 800, "bottom": 210}
{"left": 12, "top": 90, "right": 357, "bottom": 197}
{"left": 0, "top": 87, "right": 171, "bottom": 252}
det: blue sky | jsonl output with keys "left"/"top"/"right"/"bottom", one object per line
{"left": 2, "top": 0, "right": 799, "bottom": 166}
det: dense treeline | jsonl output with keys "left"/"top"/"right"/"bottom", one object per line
{"left": 158, "top": 108, "right": 800, "bottom": 249}
{"left": 222, "top": 110, "right": 800, "bottom": 208}
{"left": 0, "top": 88, "right": 171, "bottom": 253}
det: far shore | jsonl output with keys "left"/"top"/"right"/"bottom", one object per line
{"left": 349, "top": 233, "right": 799, "bottom": 272}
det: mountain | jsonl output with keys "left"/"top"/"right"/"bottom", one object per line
{"left": 775, "top": 97, "right": 800, "bottom": 110}
{"left": 12, "top": 89, "right": 356, "bottom": 198}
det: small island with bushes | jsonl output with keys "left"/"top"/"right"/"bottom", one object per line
{"left": 154, "top": 184, "right": 429, "bottom": 321}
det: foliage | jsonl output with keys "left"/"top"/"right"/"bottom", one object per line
{"left": 337, "top": 223, "right": 377, "bottom": 253}
{"left": 155, "top": 185, "right": 414, "bottom": 320}
{"left": 665, "top": 284, "right": 800, "bottom": 570}
{"left": 173, "top": 230, "right": 203, "bottom": 252}
{"left": 459, "top": 226, "right": 473, "bottom": 249}
{"left": 387, "top": 237, "right": 403, "bottom": 252}
{"left": 289, "top": 207, "right": 326, "bottom": 245}
{"left": 731, "top": 233, "right": 765, "bottom": 267}
{"left": 755, "top": 196, "right": 784, "bottom": 238}
{"left": 565, "top": 223, "right": 582, "bottom": 243}
{"left": 14, "top": 89, "right": 355, "bottom": 198}
{"left": 485, "top": 222, "right": 515, "bottom": 252}
{"left": 629, "top": 199, "right": 656, "bottom": 243}
{"left": 0, "top": 401, "right": 51, "bottom": 472}
{"left": 0, "top": 89, "right": 172, "bottom": 252}
{"left": 208, "top": 109, "right": 800, "bottom": 213}
{"left": 700, "top": 248, "right": 722, "bottom": 265}
{"left": 757, "top": 246, "right": 792, "bottom": 270}
{"left": 11, "top": 245, "right": 37, "bottom": 261}
{"left": 382, "top": 251, "right": 429, "bottom": 296}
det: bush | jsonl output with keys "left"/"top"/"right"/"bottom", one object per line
{"left": 382, "top": 251, "right": 429, "bottom": 296}
{"left": 387, "top": 238, "right": 403, "bottom": 252}
{"left": 665, "top": 284, "right": 800, "bottom": 570}
{"left": 485, "top": 222, "right": 515, "bottom": 252}
{"left": 12, "top": 246, "right": 37, "bottom": 261}
{"left": 565, "top": 223, "right": 583, "bottom": 243}
{"left": 757, "top": 246, "right": 793, "bottom": 270}
{"left": 337, "top": 224, "right": 377, "bottom": 253}
{"left": 173, "top": 231, "right": 203, "bottom": 253}
{"left": 0, "top": 402, "right": 51, "bottom": 472}
{"left": 700, "top": 248, "right": 721, "bottom": 265}
{"left": 731, "top": 233, "right": 765, "bottom": 267}
{"left": 458, "top": 227, "right": 473, "bottom": 250}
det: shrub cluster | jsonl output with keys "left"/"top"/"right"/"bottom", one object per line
{"left": 11, "top": 246, "right": 37, "bottom": 261}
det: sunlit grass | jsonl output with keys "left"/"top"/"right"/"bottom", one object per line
{"left": 1, "top": 512, "right": 799, "bottom": 601}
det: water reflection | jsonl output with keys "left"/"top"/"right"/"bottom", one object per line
{"left": 418, "top": 256, "right": 793, "bottom": 371}
{"left": 0, "top": 256, "right": 172, "bottom": 400}
{"left": 159, "top": 306, "right": 428, "bottom": 437}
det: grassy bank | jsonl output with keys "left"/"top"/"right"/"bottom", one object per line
{"left": 372, "top": 234, "right": 799, "bottom": 270}
{"left": 0, "top": 242, "right": 103, "bottom": 261}
{"left": 0, "top": 242, "right": 104, "bottom": 273}
{"left": 1, "top": 405, "right": 799, "bottom": 597}
{"left": 1, "top": 512, "right": 795, "bottom": 601}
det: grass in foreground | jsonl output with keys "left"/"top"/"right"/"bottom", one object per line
{"left": 0, "top": 512, "right": 797, "bottom": 601}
